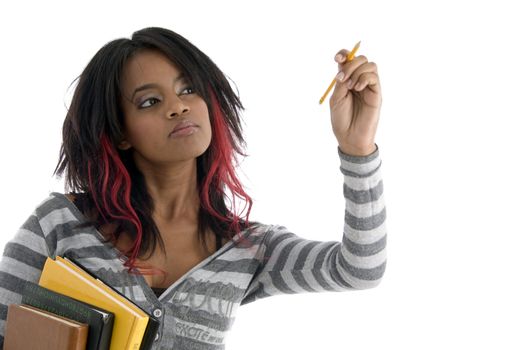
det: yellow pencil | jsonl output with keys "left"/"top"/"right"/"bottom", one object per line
{"left": 319, "top": 41, "right": 361, "bottom": 105}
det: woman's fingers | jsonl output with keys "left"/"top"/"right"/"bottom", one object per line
{"left": 348, "top": 64, "right": 380, "bottom": 91}
{"left": 335, "top": 55, "right": 369, "bottom": 84}
{"left": 335, "top": 53, "right": 379, "bottom": 91}
{"left": 331, "top": 50, "right": 381, "bottom": 107}
{"left": 334, "top": 50, "right": 349, "bottom": 63}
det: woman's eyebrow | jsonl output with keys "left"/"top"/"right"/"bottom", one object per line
{"left": 131, "top": 74, "right": 187, "bottom": 101}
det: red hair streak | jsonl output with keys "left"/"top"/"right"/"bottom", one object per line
{"left": 88, "top": 134, "right": 143, "bottom": 271}
{"left": 201, "top": 88, "right": 253, "bottom": 235}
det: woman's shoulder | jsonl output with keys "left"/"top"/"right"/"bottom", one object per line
{"left": 27, "top": 193, "right": 112, "bottom": 258}
{"left": 33, "top": 192, "right": 90, "bottom": 225}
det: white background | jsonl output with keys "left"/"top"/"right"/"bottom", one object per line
{"left": 1, "top": 1, "right": 525, "bottom": 349}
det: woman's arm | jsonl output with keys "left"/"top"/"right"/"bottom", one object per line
{"left": 242, "top": 143, "right": 386, "bottom": 304}
{"left": 0, "top": 203, "right": 51, "bottom": 346}
{"left": 242, "top": 47, "right": 385, "bottom": 304}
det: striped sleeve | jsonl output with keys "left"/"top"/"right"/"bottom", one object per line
{"left": 241, "top": 144, "right": 386, "bottom": 304}
{"left": 0, "top": 202, "right": 52, "bottom": 346}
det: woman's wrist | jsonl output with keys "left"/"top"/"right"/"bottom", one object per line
{"left": 338, "top": 143, "right": 377, "bottom": 157}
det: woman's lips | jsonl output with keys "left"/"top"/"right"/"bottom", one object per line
{"left": 169, "top": 120, "right": 198, "bottom": 137}
{"left": 169, "top": 125, "right": 198, "bottom": 137}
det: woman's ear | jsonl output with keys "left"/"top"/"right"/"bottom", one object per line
{"left": 117, "top": 140, "right": 132, "bottom": 150}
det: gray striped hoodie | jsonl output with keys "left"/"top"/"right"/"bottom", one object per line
{"left": 0, "top": 145, "right": 386, "bottom": 349}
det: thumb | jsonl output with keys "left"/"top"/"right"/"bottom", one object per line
{"left": 330, "top": 74, "right": 350, "bottom": 107}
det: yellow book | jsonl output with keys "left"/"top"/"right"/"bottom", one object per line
{"left": 56, "top": 256, "right": 144, "bottom": 317}
{"left": 56, "top": 256, "right": 151, "bottom": 349}
{"left": 39, "top": 256, "right": 149, "bottom": 350}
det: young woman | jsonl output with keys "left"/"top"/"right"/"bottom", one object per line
{"left": 0, "top": 27, "right": 386, "bottom": 349}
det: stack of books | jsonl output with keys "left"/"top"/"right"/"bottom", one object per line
{"left": 3, "top": 256, "right": 159, "bottom": 350}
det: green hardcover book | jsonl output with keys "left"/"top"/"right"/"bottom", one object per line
{"left": 22, "top": 282, "right": 114, "bottom": 350}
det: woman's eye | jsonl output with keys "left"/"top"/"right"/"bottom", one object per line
{"left": 181, "top": 86, "right": 195, "bottom": 94}
{"left": 139, "top": 97, "right": 160, "bottom": 109}
{"left": 138, "top": 87, "right": 194, "bottom": 109}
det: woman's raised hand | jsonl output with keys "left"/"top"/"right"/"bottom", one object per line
{"left": 329, "top": 50, "right": 382, "bottom": 156}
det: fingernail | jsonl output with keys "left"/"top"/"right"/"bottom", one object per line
{"left": 336, "top": 71, "right": 345, "bottom": 81}
{"left": 335, "top": 54, "right": 344, "bottom": 62}
{"left": 347, "top": 80, "right": 353, "bottom": 89}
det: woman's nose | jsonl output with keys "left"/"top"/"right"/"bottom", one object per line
{"left": 167, "top": 96, "right": 190, "bottom": 119}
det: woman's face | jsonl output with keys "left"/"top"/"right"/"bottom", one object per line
{"left": 118, "top": 49, "right": 212, "bottom": 165}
